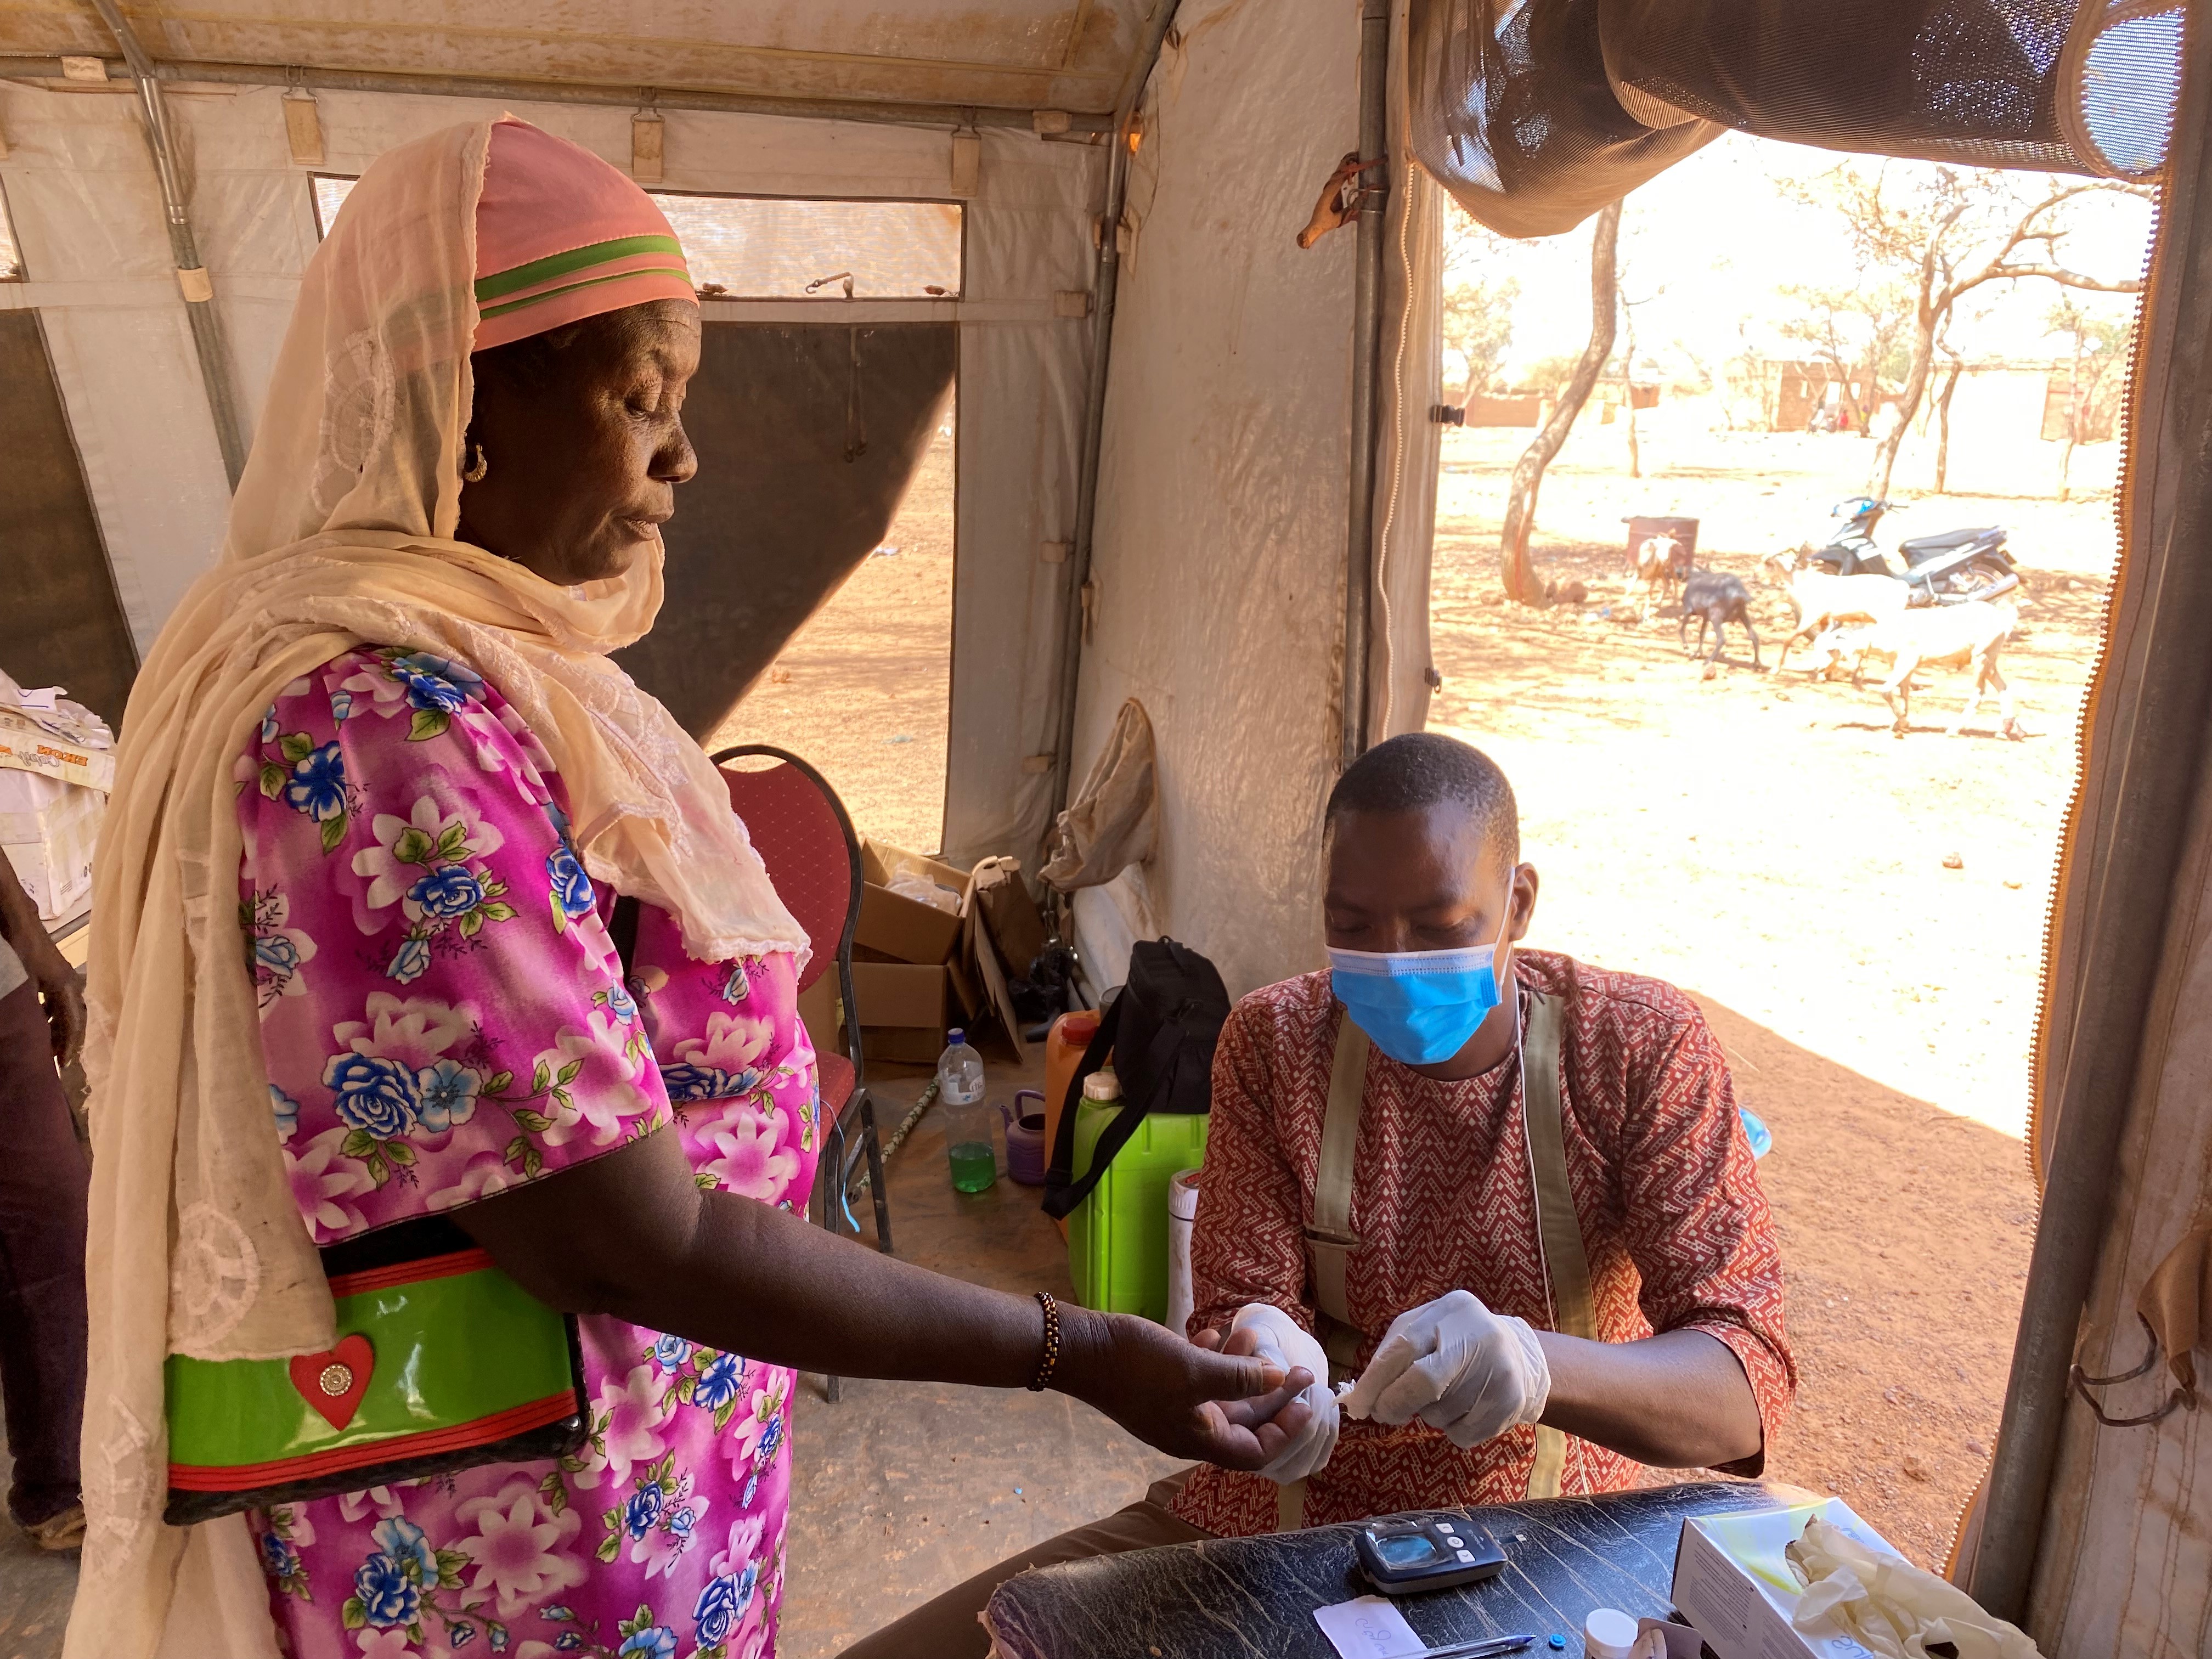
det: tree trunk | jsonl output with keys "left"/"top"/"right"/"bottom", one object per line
{"left": 1502, "top": 200, "right": 1621, "bottom": 603}
{"left": 1872, "top": 302, "right": 1940, "bottom": 498}
{"left": 1623, "top": 300, "right": 1641, "bottom": 479}
{"left": 2061, "top": 336, "right": 2085, "bottom": 502}
{"left": 1933, "top": 359, "right": 1964, "bottom": 494}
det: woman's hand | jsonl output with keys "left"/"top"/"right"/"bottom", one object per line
{"left": 1194, "top": 1307, "right": 1341, "bottom": 1482}
{"left": 22, "top": 939, "right": 84, "bottom": 1067}
{"left": 1054, "top": 1305, "right": 1314, "bottom": 1470}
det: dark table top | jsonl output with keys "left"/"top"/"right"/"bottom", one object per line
{"left": 985, "top": 1481, "right": 1793, "bottom": 1659}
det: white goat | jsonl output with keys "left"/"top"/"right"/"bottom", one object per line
{"left": 1803, "top": 599, "right": 2023, "bottom": 739}
{"left": 1764, "top": 548, "right": 1916, "bottom": 669}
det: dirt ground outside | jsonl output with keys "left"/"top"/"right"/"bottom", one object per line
{"left": 709, "top": 406, "right": 957, "bottom": 855}
{"left": 721, "top": 399, "right": 2120, "bottom": 1571}
{"left": 1426, "top": 415, "right": 2118, "bottom": 1564}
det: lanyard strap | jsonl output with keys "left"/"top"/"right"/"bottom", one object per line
{"left": 1288, "top": 991, "right": 1595, "bottom": 1525}
{"left": 1518, "top": 988, "right": 1594, "bottom": 1497}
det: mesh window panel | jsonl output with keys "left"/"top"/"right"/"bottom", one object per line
{"left": 1408, "top": 0, "right": 1722, "bottom": 237}
{"left": 1601, "top": 0, "right": 2181, "bottom": 177}
{"left": 1411, "top": 0, "right": 2184, "bottom": 234}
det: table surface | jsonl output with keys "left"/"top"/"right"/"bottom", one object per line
{"left": 984, "top": 1481, "right": 1792, "bottom": 1659}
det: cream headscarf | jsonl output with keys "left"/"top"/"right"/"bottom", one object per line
{"left": 69, "top": 119, "right": 806, "bottom": 1657}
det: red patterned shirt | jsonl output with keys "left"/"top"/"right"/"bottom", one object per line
{"left": 1171, "top": 951, "right": 1793, "bottom": 1537}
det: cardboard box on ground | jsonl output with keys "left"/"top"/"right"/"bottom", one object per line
{"left": 795, "top": 837, "right": 1051, "bottom": 1073}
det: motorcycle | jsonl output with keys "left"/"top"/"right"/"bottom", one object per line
{"left": 1799, "top": 497, "right": 2019, "bottom": 603}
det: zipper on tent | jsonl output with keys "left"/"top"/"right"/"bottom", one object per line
{"left": 2021, "top": 183, "right": 2165, "bottom": 1199}
{"left": 1949, "top": 183, "right": 2167, "bottom": 1587}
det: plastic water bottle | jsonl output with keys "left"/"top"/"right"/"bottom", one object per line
{"left": 937, "top": 1030, "right": 994, "bottom": 1193}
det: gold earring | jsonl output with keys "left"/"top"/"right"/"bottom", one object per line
{"left": 462, "top": 441, "right": 489, "bottom": 483}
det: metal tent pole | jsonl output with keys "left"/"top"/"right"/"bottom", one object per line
{"left": 84, "top": 0, "right": 249, "bottom": 487}
{"left": 1045, "top": 0, "right": 1183, "bottom": 829}
{"left": 1341, "top": 0, "right": 1391, "bottom": 765}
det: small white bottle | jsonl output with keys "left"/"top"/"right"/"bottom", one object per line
{"left": 1585, "top": 1608, "right": 1640, "bottom": 1659}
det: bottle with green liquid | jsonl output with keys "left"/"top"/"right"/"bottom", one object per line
{"left": 937, "top": 1029, "right": 995, "bottom": 1193}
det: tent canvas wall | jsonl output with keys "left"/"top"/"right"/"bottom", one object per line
{"left": 0, "top": 0, "right": 1441, "bottom": 1003}
{"left": 0, "top": 78, "right": 1126, "bottom": 875}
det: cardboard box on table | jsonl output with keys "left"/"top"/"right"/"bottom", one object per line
{"left": 0, "top": 706, "right": 116, "bottom": 795}
{"left": 0, "top": 766, "right": 105, "bottom": 922}
{"left": 1671, "top": 1498, "right": 1899, "bottom": 1659}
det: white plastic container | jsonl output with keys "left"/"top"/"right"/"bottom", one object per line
{"left": 1585, "top": 1607, "right": 1639, "bottom": 1659}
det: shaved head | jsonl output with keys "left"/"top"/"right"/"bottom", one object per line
{"left": 1325, "top": 733, "right": 1519, "bottom": 867}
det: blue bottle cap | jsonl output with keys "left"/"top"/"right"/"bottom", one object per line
{"left": 947, "top": 1029, "right": 964, "bottom": 1042}
{"left": 1549, "top": 1637, "right": 1567, "bottom": 1651}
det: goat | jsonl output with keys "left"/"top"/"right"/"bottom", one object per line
{"left": 1763, "top": 548, "right": 1918, "bottom": 670}
{"left": 1627, "top": 531, "right": 1682, "bottom": 622}
{"left": 1803, "top": 599, "right": 2022, "bottom": 738}
{"left": 1678, "top": 570, "right": 1761, "bottom": 669}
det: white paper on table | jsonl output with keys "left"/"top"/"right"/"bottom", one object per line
{"left": 13, "top": 687, "right": 61, "bottom": 711}
{"left": 1314, "top": 1595, "right": 1427, "bottom": 1659}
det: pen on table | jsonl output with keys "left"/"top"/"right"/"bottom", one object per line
{"left": 1418, "top": 1634, "right": 1538, "bottom": 1659}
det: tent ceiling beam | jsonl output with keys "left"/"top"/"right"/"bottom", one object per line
{"left": 0, "top": 54, "right": 1114, "bottom": 134}
{"left": 1047, "top": 0, "right": 1181, "bottom": 830}
{"left": 1970, "top": 19, "right": 2212, "bottom": 1619}
{"left": 77, "top": 3, "right": 249, "bottom": 486}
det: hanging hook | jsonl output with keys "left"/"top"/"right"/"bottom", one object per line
{"left": 2069, "top": 1314, "right": 2194, "bottom": 1428}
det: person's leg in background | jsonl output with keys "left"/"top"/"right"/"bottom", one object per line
{"left": 0, "top": 980, "right": 89, "bottom": 1548}
{"left": 835, "top": 1472, "right": 1209, "bottom": 1659}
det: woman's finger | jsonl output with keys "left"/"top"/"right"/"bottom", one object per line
{"left": 1214, "top": 1368, "right": 1313, "bottom": 1430}
{"left": 1193, "top": 1390, "right": 1316, "bottom": 1468}
{"left": 1184, "top": 1345, "right": 1286, "bottom": 1406}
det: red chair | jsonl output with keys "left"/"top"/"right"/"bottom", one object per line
{"left": 713, "top": 747, "right": 893, "bottom": 1398}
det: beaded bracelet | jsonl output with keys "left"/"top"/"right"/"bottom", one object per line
{"left": 1028, "top": 1290, "right": 1062, "bottom": 1391}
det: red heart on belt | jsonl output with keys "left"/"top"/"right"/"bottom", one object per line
{"left": 288, "top": 1333, "right": 374, "bottom": 1431}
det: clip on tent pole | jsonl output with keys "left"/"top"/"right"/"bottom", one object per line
{"left": 84, "top": 0, "right": 249, "bottom": 488}
{"left": 1341, "top": 0, "right": 1391, "bottom": 765}
{"left": 1046, "top": 0, "right": 1183, "bottom": 834}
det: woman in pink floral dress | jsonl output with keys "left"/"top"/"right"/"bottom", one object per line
{"left": 70, "top": 115, "right": 1309, "bottom": 1659}
{"left": 238, "top": 643, "right": 811, "bottom": 1658}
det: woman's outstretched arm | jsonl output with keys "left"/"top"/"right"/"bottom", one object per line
{"left": 456, "top": 1127, "right": 1313, "bottom": 1469}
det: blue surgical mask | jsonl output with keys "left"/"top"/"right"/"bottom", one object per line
{"left": 1327, "top": 878, "right": 1519, "bottom": 1065}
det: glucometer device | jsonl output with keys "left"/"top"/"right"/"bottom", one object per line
{"left": 1354, "top": 1514, "right": 1508, "bottom": 1595}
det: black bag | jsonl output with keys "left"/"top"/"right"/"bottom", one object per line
{"left": 1042, "top": 938, "right": 1230, "bottom": 1221}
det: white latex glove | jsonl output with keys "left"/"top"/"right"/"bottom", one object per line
{"left": 1228, "top": 1302, "right": 1340, "bottom": 1484}
{"left": 1340, "top": 1289, "right": 1550, "bottom": 1449}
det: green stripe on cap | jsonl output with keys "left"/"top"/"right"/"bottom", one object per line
{"left": 473, "top": 233, "right": 687, "bottom": 303}
{"left": 477, "top": 264, "right": 694, "bottom": 322}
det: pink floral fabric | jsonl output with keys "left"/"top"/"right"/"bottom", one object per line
{"left": 235, "top": 647, "right": 820, "bottom": 1659}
